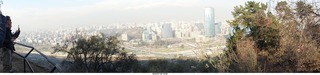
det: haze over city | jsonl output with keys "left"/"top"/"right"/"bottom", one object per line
{"left": 1, "top": 0, "right": 315, "bottom": 73}
{"left": 2, "top": 0, "right": 271, "bottom": 31}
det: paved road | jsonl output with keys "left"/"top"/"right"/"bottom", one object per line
{"left": 123, "top": 45, "right": 225, "bottom": 58}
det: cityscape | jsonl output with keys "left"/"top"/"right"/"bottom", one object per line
{"left": 15, "top": 7, "right": 230, "bottom": 60}
{"left": 1, "top": 0, "right": 320, "bottom": 74}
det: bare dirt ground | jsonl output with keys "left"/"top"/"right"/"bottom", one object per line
{"left": 0, "top": 53, "right": 50, "bottom": 73}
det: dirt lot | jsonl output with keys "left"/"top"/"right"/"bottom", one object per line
{"left": 0, "top": 53, "right": 50, "bottom": 73}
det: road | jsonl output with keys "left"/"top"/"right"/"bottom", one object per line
{"left": 123, "top": 44, "right": 225, "bottom": 59}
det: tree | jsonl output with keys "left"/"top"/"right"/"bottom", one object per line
{"left": 275, "top": 1, "right": 320, "bottom": 72}
{"left": 223, "top": 1, "right": 281, "bottom": 72}
{"left": 217, "top": 0, "right": 320, "bottom": 72}
{"left": 53, "top": 33, "right": 138, "bottom": 72}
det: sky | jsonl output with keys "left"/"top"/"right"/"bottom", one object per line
{"left": 0, "top": 0, "right": 271, "bottom": 31}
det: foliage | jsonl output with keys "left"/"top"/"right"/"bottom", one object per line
{"left": 214, "top": 0, "right": 320, "bottom": 72}
{"left": 53, "top": 33, "right": 138, "bottom": 72}
{"left": 113, "top": 52, "right": 140, "bottom": 72}
{"left": 50, "top": 0, "right": 320, "bottom": 73}
{"left": 222, "top": 1, "right": 280, "bottom": 72}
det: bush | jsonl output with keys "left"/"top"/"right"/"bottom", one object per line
{"left": 53, "top": 34, "right": 139, "bottom": 72}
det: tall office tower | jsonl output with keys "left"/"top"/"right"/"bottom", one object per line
{"left": 204, "top": 7, "right": 215, "bottom": 37}
{"left": 161, "top": 23, "right": 174, "bottom": 38}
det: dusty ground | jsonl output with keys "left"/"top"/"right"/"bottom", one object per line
{"left": 0, "top": 53, "right": 50, "bottom": 73}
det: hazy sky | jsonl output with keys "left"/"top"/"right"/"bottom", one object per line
{"left": 1, "top": 0, "right": 271, "bottom": 31}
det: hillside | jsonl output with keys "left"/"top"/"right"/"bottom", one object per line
{"left": 0, "top": 53, "right": 50, "bottom": 73}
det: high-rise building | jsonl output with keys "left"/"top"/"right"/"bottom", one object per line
{"left": 161, "top": 23, "right": 174, "bottom": 38}
{"left": 215, "top": 22, "right": 221, "bottom": 34}
{"left": 121, "top": 33, "right": 129, "bottom": 41}
{"left": 142, "top": 28, "right": 157, "bottom": 42}
{"left": 204, "top": 7, "right": 215, "bottom": 37}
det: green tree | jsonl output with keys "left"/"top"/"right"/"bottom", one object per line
{"left": 224, "top": 1, "right": 281, "bottom": 72}
{"left": 53, "top": 34, "right": 138, "bottom": 72}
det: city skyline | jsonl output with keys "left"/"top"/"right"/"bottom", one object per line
{"left": 2, "top": 0, "right": 318, "bottom": 73}
{"left": 1, "top": 0, "right": 272, "bottom": 31}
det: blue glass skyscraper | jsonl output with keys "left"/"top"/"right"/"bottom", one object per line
{"left": 204, "top": 7, "right": 215, "bottom": 37}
